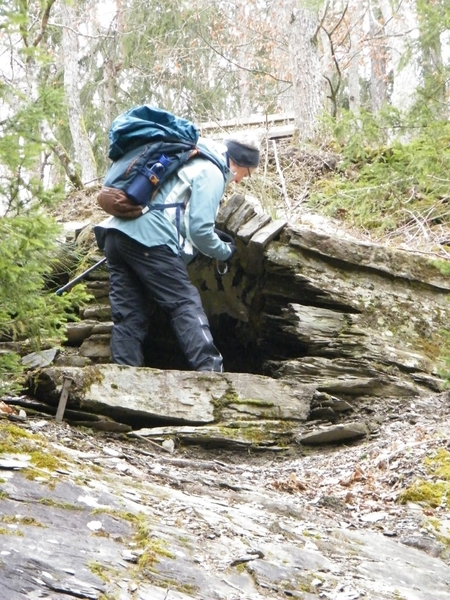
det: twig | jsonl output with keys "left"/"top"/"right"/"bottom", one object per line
{"left": 272, "top": 139, "right": 291, "bottom": 213}
{"left": 132, "top": 433, "right": 172, "bottom": 453}
{"left": 132, "top": 448, "right": 242, "bottom": 472}
{"left": 402, "top": 209, "right": 430, "bottom": 241}
{"left": 222, "top": 578, "right": 244, "bottom": 591}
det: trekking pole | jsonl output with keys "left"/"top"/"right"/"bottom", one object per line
{"left": 55, "top": 257, "right": 107, "bottom": 296}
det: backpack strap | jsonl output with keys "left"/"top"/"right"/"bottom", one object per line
{"left": 148, "top": 201, "right": 186, "bottom": 251}
{"left": 147, "top": 147, "right": 226, "bottom": 253}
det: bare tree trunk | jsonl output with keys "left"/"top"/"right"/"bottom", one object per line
{"left": 235, "top": 1, "right": 252, "bottom": 118}
{"left": 60, "top": 3, "right": 98, "bottom": 187}
{"left": 348, "top": 0, "right": 363, "bottom": 113}
{"left": 286, "top": 1, "right": 324, "bottom": 141}
{"left": 100, "top": 0, "right": 124, "bottom": 128}
{"left": 369, "top": 0, "right": 387, "bottom": 113}
{"left": 379, "top": 0, "right": 419, "bottom": 113}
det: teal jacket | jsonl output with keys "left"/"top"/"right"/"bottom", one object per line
{"left": 94, "top": 138, "right": 234, "bottom": 264}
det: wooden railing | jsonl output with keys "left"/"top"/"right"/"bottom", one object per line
{"left": 199, "top": 113, "right": 296, "bottom": 140}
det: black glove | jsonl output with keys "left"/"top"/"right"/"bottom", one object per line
{"left": 214, "top": 228, "right": 236, "bottom": 275}
{"left": 215, "top": 228, "right": 236, "bottom": 261}
{"left": 214, "top": 228, "right": 235, "bottom": 245}
{"left": 226, "top": 241, "right": 237, "bottom": 261}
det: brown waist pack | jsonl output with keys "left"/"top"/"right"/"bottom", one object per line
{"left": 97, "top": 187, "right": 147, "bottom": 219}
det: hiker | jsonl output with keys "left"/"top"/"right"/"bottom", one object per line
{"left": 94, "top": 132, "right": 260, "bottom": 372}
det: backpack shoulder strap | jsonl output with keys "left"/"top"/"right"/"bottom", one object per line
{"left": 195, "top": 147, "right": 228, "bottom": 182}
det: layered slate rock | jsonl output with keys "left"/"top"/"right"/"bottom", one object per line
{"left": 54, "top": 191, "right": 449, "bottom": 412}
{"left": 259, "top": 225, "right": 449, "bottom": 395}
{"left": 31, "top": 365, "right": 313, "bottom": 446}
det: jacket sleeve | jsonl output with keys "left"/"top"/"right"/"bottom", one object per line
{"left": 185, "top": 161, "right": 233, "bottom": 261}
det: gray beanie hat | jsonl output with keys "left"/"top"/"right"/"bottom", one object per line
{"left": 225, "top": 140, "right": 260, "bottom": 168}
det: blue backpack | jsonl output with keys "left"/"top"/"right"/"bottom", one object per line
{"left": 97, "top": 105, "right": 227, "bottom": 218}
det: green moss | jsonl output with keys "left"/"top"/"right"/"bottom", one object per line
{"left": 398, "top": 481, "right": 447, "bottom": 507}
{"left": 80, "top": 365, "right": 105, "bottom": 397}
{"left": 91, "top": 509, "right": 174, "bottom": 570}
{"left": 91, "top": 529, "right": 112, "bottom": 539}
{"left": 0, "top": 515, "right": 45, "bottom": 527}
{"left": 133, "top": 515, "right": 174, "bottom": 566}
{"left": 0, "top": 423, "right": 34, "bottom": 440}
{"left": 398, "top": 447, "right": 450, "bottom": 508}
{"left": 39, "top": 498, "right": 83, "bottom": 510}
{"left": 0, "top": 423, "right": 35, "bottom": 454}
{"left": 218, "top": 424, "right": 266, "bottom": 444}
{"left": 0, "top": 421, "right": 72, "bottom": 482}
{"left": 234, "top": 563, "right": 247, "bottom": 573}
{"left": 91, "top": 508, "right": 137, "bottom": 523}
{"left": 177, "top": 535, "right": 192, "bottom": 547}
{"left": 0, "top": 527, "right": 24, "bottom": 536}
{"left": 29, "top": 450, "right": 61, "bottom": 470}
{"left": 214, "top": 419, "right": 294, "bottom": 447}
{"left": 212, "top": 386, "right": 283, "bottom": 423}
{"left": 137, "top": 539, "right": 175, "bottom": 570}
{"left": 425, "top": 448, "right": 450, "bottom": 480}
{"left": 0, "top": 423, "right": 55, "bottom": 461}
{"left": 88, "top": 561, "right": 114, "bottom": 583}
{"left": 392, "top": 591, "right": 408, "bottom": 600}
{"left": 427, "top": 517, "right": 441, "bottom": 531}
{"left": 302, "top": 530, "right": 322, "bottom": 539}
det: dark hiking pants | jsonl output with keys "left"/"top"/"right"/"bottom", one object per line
{"left": 103, "top": 229, "right": 223, "bottom": 372}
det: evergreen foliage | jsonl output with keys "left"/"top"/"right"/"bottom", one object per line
{"left": 0, "top": 210, "right": 89, "bottom": 394}
{"left": 309, "top": 108, "right": 450, "bottom": 238}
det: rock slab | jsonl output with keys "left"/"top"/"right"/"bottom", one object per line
{"left": 31, "top": 365, "right": 313, "bottom": 426}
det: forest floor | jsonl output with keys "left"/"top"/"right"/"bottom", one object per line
{"left": 1, "top": 385, "right": 450, "bottom": 599}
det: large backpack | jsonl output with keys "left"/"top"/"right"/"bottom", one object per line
{"left": 97, "top": 105, "right": 227, "bottom": 218}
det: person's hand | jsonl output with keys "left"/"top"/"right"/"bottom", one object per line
{"left": 214, "top": 228, "right": 234, "bottom": 244}
{"left": 226, "top": 241, "right": 237, "bottom": 261}
{"left": 214, "top": 229, "right": 236, "bottom": 274}
{"left": 216, "top": 241, "right": 237, "bottom": 275}
{"left": 214, "top": 228, "right": 236, "bottom": 261}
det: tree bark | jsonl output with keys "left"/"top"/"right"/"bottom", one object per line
{"left": 369, "top": 0, "right": 387, "bottom": 113}
{"left": 378, "top": 0, "right": 419, "bottom": 113}
{"left": 286, "top": 1, "right": 324, "bottom": 141}
{"left": 348, "top": 0, "right": 363, "bottom": 113}
{"left": 40, "top": 121, "right": 84, "bottom": 190}
{"left": 60, "top": 3, "right": 98, "bottom": 187}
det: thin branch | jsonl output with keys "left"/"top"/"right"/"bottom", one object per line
{"left": 194, "top": 28, "right": 291, "bottom": 85}
{"left": 32, "top": 0, "right": 57, "bottom": 48}
{"left": 272, "top": 140, "right": 291, "bottom": 213}
{"left": 312, "top": 0, "right": 330, "bottom": 44}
